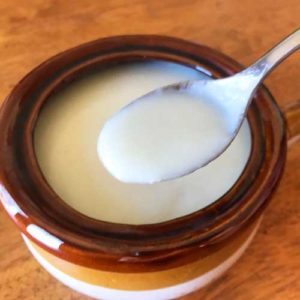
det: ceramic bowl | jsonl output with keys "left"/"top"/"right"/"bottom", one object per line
{"left": 1, "top": 35, "right": 298, "bottom": 300}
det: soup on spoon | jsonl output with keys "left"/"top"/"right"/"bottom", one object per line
{"left": 98, "top": 89, "right": 231, "bottom": 184}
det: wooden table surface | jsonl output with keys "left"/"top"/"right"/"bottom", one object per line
{"left": 1, "top": 1, "right": 300, "bottom": 299}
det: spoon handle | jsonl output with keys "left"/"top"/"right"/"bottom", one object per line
{"left": 243, "top": 28, "right": 300, "bottom": 80}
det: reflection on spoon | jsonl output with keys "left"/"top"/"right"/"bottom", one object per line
{"left": 98, "top": 28, "right": 300, "bottom": 184}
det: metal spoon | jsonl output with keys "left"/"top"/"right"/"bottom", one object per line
{"left": 99, "top": 28, "right": 300, "bottom": 184}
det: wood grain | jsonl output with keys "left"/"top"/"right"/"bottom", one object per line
{"left": 0, "top": 0, "right": 300, "bottom": 299}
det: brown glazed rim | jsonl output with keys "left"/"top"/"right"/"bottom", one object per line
{"left": 0, "top": 35, "right": 286, "bottom": 272}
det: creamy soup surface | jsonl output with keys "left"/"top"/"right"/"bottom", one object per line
{"left": 34, "top": 61, "right": 251, "bottom": 225}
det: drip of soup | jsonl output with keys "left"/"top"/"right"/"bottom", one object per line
{"left": 34, "top": 61, "right": 251, "bottom": 225}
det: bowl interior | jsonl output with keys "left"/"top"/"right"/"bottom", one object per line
{"left": 32, "top": 59, "right": 253, "bottom": 225}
